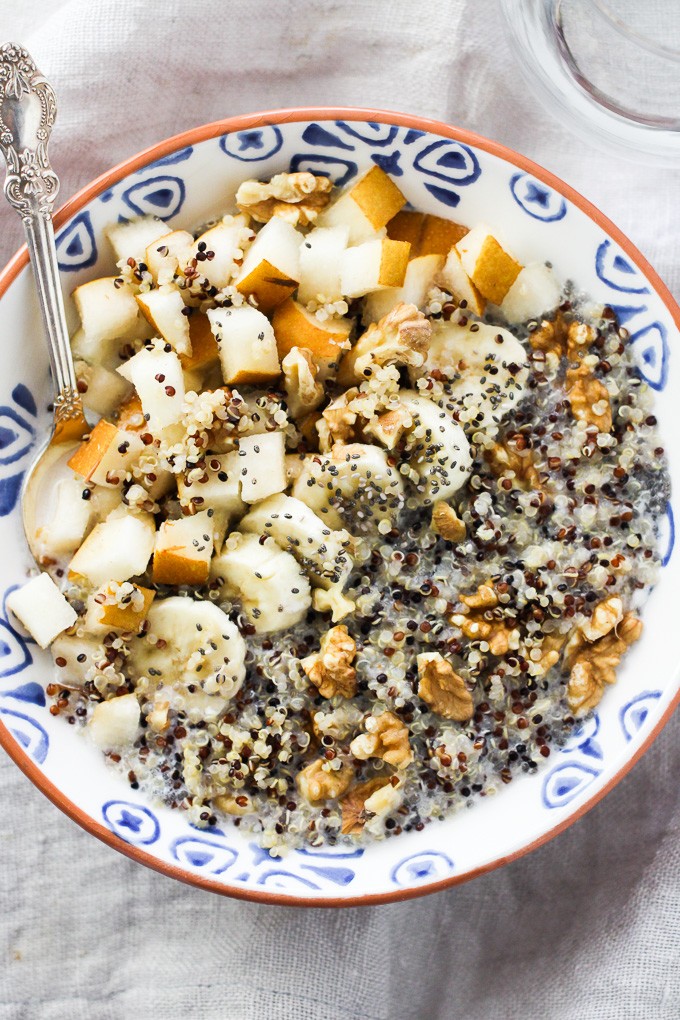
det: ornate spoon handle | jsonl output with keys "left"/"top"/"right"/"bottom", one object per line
{"left": 0, "top": 43, "right": 85, "bottom": 440}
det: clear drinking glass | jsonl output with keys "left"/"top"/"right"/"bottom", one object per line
{"left": 501, "top": 0, "right": 680, "bottom": 165}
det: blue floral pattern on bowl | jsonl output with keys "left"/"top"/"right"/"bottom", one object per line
{"left": 0, "top": 113, "right": 677, "bottom": 903}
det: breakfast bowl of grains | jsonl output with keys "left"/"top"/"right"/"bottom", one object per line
{"left": 0, "top": 107, "right": 677, "bottom": 905}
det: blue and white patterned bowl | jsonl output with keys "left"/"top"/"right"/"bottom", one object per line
{"left": 0, "top": 108, "right": 677, "bottom": 905}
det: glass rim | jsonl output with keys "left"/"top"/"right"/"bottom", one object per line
{"left": 588, "top": 0, "right": 680, "bottom": 63}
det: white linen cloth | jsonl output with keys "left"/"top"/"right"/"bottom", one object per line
{"left": 0, "top": 2, "right": 678, "bottom": 1017}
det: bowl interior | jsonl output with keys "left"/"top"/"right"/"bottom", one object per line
{"left": 0, "top": 111, "right": 677, "bottom": 904}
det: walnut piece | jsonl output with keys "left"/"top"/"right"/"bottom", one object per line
{"left": 337, "top": 302, "right": 431, "bottom": 385}
{"left": 301, "top": 624, "right": 357, "bottom": 699}
{"left": 460, "top": 581, "right": 498, "bottom": 610}
{"left": 566, "top": 612, "right": 642, "bottom": 716}
{"left": 340, "top": 776, "right": 393, "bottom": 835}
{"left": 363, "top": 405, "right": 411, "bottom": 450}
{"left": 236, "top": 172, "right": 332, "bottom": 227}
{"left": 431, "top": 500, "right": 466, "bottom": 542}
{"left": 350, "top": 711, "right": 413, "bottom": 768}
{"left": 317, "top": 390, "right": 360, "bottom": 451}
{"left": 282, "top": 346, "right": 324, "bottom": 420}
{"left": 529, "top": 314, "right": 568, "bottom": 358}
{"left": 417, "top": 652, "right": 474, "bottom": 722}
{"left": 312, "top": 586, "right": 356, "bottom": 623}
{"left": 563, "top": 594, "right": 623, "bottom": 664}
{"left": 529, "top": 631, "right": 568, "bottom": 677}
{"left": 212, "top": 793, "right": 253, "bottom": 816}
{"left": 451, "top": 582, "right": 519, "bottom": 657}
{"left": 566, "top": 374, "right": 612, "bottom": 433}
{"left": 296, "top": 759, "right": 353, "bottom": 804}
{"left": 485, "top": 435, "right": 541, "bottom": 491}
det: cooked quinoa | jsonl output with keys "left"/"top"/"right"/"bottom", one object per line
{"left": 29, "top": 169, "right": 669, "bottom": 856}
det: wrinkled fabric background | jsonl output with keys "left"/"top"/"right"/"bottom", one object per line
{"left": 0, "top": 2, "right": 678, "bottom": 1017}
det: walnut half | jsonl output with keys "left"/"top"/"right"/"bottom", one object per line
{"left": 296, "top": 759, "right": 353, "bottom": 804}
{"left": 417, "top": 652, "right": 474, "bottom": 722}
{"left": 566, "top": 612, "right": 642, "bottom": 716}
{"left": 301, "top": 625, "right": 357, "bottom": 699}
{"left": 350, "top": 711, "right": 413, "bottom": 769}
{"left": 236, "top": 171, "right": 332, "bottom": 226}
{"left": 431, "top": 500, "right": 466, "bottom": 542}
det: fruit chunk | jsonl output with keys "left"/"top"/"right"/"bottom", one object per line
{"left": 91, "top": 582, "right": 156, "bottom": 632}
{"left": 297, "top": 225, "right": 349, "bottom": 305}
{"left": 117, "top": 344, "right": 186, "bottom": 432}
{"left": 240, "top": 493, "right": 353, "bottom": 590}
{"left": 397, "top": 392, "right": 473, "bottom": 503}
{"left": 237, "top": 432, "right": 287, "bottom": 504}
{"left": 152, "top": 511, "right": 214, "bottom": 585}
{"left": 318, "top": 165, "right": 406, "bottom": 244}
{"left": 35, "top": 475, "right": 95, "bottom": 559}
{"left": 75, "top": 360, "right": 133, "bottom": 417}
{"left": 340, "top": 238, "right": 410, "bottom": 299}
{"left": 88, "top": 693, "right": 140, "bottom": 750}
{"left": 180, "top": 312, "right": 220, "bottom": 371}
{"left": 176, "top": 451, "right": 245, "bottom": 541}
{"left": 68, "top": 510, "right": 156, "bottom": 586}
{"left": 438, "top": 247, "right": 486, "bottom": 316}
{"left": 363, "top": 253, "right": 444, "bottom": 322}
{"left": 67, "top": 419, "right": 143, "bottom": 488}
{"left": 192, "top": 214, "right": 252, "bottom": 289}
{"left": 207, "top": 305, "right": 280, "bottom": 386}
{"left": 499, "top": 263, "right": 561, "bottom": 324}
{"left": 272, "top": 298, "right": 352, "bottom": 378}
{"left": 211, "top": 532, "right": 311, "bottom": 633}
{"left": 386, "top": 210, "right": 468, "bottom": 257}
{"left": 128, "top": 598, "right": 246, "bottom": 718}
{"left": 7, "top": 573, "right": 77, "bottom": 648}
{"left": 72, "top": 278, "right": 147, "bottom": 356}
{"left": 105, "top": 216, "right": 167, "bottom": 266}
{"left": 145, "top": 229, "right": 195, "bottom": 285}
{"left": 234, "top": 217, "right": 302, "bottom": 311}
{"left": 456, "top": 226, "right": 522, "bottom": 305}
{"left": 136, "top": 286, "right": 191, "bottom": 356}
{"left": 50, "top": 633, "right": 104, "bottom": 685}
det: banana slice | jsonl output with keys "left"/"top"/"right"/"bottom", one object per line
{"left": 128, "top": 596, "right": 246, "bottom": 722}
{"left": 240, "top": 493, "right": 353, "bottom": 590}
{"left": 291, "top": 442, "right": 404, "bottom": 534}
{"left": 211, "top": 532, "right": 311, "bottom": 633}
{"left": 413, "top": 319, "right": 529, "bottom": 430}
{"left": 397, "top": 392, "right": 472, "bottom": 504}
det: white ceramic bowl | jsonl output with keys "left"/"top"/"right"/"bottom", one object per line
{"left": 0, "top": 108, "right": 677, "bottom": 905}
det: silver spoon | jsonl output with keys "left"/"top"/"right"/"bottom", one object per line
{"left": 0, "top": 44, "right": 89, "bottom": 559}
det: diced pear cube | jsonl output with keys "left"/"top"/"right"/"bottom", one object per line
{"left": 68, "top": 510, "right": 156, "bottom": 586}
{"left": 67, "top": 419, "right": 144, "bottom": 488}
{"left": 272, "top": 298, "right": 352, "bottom": 378}
{"left": 363, "top": 253, "right": 444, "bottom": 322}
{"left": 72, "top": 277, "right": 145, "bottom": 344}
{"left": 340, "top": 238, "right": 410, "bottom": 299}
{"left": 35, "top": 475, "right": 93, "bottom": 560}
{"left": 136, "top": 286, "right": 191, "bottom": 356}
{"left": 152, "top": 511, "right": 214, "bottom": 586}
{"left": 75, "top": 360, "right": 133, "bottom": 417}
{"left": 386, "top": 210, "right": 467, "bottom": 257}
{"left": 234, "top": 217, "right": 302, "bottom": 311}
{"left": 88, "top": 693, "right": 140, "bottom": 750}
{"left": 7, "top": 573, "right": 77, "bottom": 648}
{"left": 177, "top": 451, "right": 245, "bottom": 528}
{"left": 192, "top": 214, "right": 253, "bottom": 289}
{"left": 105, "top": 216, "right": 168, "bottom": 266}
{"left": 318, "top": 165, "right": 406, "bottom": 244}
{"left": 117, "top": 345, "right": 186, "bottom": 432}
{"left": 438, "top": 247, "right": 486, "bottom": 316}
{"left": 89, "top": 582, "right": 156, "bottom": 632}
{"left": 499, "top": 263, "right": 561, "bottom": 324}
{"left": 50, "top": 633, "right": 104, "bottom": 685}
{"left": 297, "top": 225, "right": 349, "bottom": 305}
{"left": 145, "top": 229, "right": 195, "bottom": 285}
{"left": 237, "top": 431, "right": 287, "bottom": 504}
{"left": 456, "top": 225, "right": 522, "bottom": 305}
{"left": 207, "top": 305, "right": 280, "bottom": 386}
{"left": 180, "top": 312, "right": 220, "bottom": 371}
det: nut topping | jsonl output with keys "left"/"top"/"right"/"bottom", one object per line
{"left": 340, "top": 775, "right": 393, "bottom": 835}
{"left": 301, "top": 624, "right": 357, "bottom": 699}
{"left": 431, "top": 500, "right": 466, "bottom": 542}
{"left": 296, "top": 759, "right": 353, "bottom": 804}
{"left": 350, "top": 711, "right": 413, "bottom": 768}
{"left": 236, "top": 171, "right": 332, "bottom": 226}
{"left": 566, "top": 612, "right": 642, "bottom": 716}
{"left": 417, "top": 652, "right": 474, "bottom": 722}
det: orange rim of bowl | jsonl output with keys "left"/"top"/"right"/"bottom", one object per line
{"left": 0, "top": 106, "right": 678, "bottom": 908}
